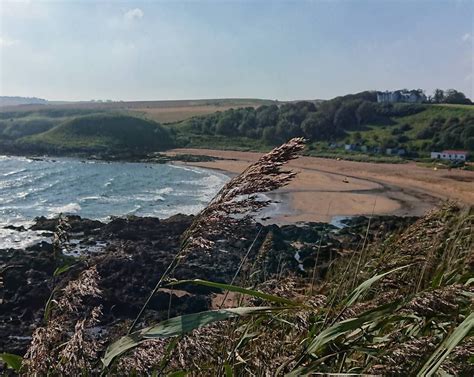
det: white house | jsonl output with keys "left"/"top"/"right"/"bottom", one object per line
{"left": 377, "top": 90, "right": 427, "bottom": 104}
{"left": 430, "top": 150, "right": 469, "bottom": 161}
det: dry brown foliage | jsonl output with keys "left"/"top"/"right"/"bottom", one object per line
{"left": 181, "top": 137, "right": 305, "bottom": 254}
{"left": 23, "top": 266, "right": 103, "bottom": 375}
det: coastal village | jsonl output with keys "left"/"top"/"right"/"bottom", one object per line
{"left": 334, "top": 89, "right": 471, "bottom": 162}
{"left": 341, "top": 141, "right": 469, "bottom": 161}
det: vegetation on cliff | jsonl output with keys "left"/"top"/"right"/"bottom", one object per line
{"left": 173, "top": 92, "right": 474, "bottom": 156}
{"left": 20, "top": 114, "right": 175, "bottom": 153}
{"left": 1, "top": 91, "right": 473, "bottom": 159}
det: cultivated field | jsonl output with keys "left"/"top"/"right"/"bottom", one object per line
{"left": 0, "top": 98, "right": 275, "bottom": 123}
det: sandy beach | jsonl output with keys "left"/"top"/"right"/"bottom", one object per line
{"left": 166, "top": 148, "right": 474, "bottom": 223}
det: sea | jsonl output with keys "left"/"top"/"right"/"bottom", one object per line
{"left": 0, "top": 155, "right": 229, "bottom": 249}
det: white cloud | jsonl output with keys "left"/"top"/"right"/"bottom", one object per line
{"left": 462, "top": 33, "right": 472, "bottom": 42}
{"left": 124, "top": 8, "right": 144, "bottom": 22}
{"left": 0, "top": 37, "right": 19, "bottom": 47}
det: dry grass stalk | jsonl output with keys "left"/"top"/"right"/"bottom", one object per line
{"left": 53, "top": 214, "right": 71, "bottom": 256}
{"left": 23, "top": 266, "right": 103, "bottom": 375}
{"left": 128, "top": 138, "right": 305, "bottom": 333}
{"left": 182, "top": 137, "right": 305, "bottom": 254}
{"left": 368, "top": 336, "right": 438, "bottom": 375}
{"left": 57, "top": 306, "right": 103, "bottom": 375}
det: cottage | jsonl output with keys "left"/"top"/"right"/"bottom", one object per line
{"left": 344, "top": 144, "right": 355, "bottom": 151}
{"left": 430, "top": 150, "right": 469, "bottom": 161}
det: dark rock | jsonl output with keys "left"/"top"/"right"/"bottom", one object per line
{"left": 0, "top": 212, "right": 418, "bottom": 356}
{"left": 3, "top": 224, "right": 27, "bottom": 232}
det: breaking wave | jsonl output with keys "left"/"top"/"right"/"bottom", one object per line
{"left": 0, "top": 156, "right": 228, "bottom": 234}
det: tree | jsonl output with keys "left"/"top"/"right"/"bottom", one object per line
{"left": 433, "top": 89, "right": 444, "bottom": 103}
{"left": 351, "top": 131, "right": 363, "bottom": 144}
{"left": 216, "top": 111, "right": 239, "bottom": 136}
{"left": 465, "top": 137, "right": 474, "bottom": 150}
{"left": 355, "top": 101, "right": 377, "bottom": 125}
{"left": 262, "top": 126, "right": 277, "bottom": 144}
{"left": 444, "top": 89, "right": 471, "bottom": 105}
{"left": 300, "top": 112, "right": 332, "bottom": 140}
{"left": 334, "top": 101, "right": 359, "bottom": 130}
{"left": 238, "top": 110, "right": 256, "bottom": 136}
{"left": 256, "top": 105, "right": 279, "bottom": 129}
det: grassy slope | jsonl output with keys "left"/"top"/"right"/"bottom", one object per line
{"left": 20, "top": 113, "right": 174, "bottom": 152}
{"left": 1, "top": 102, "right": 473, "bottom": 159}
{"left": 352, "top": 104, "right": 474, "bottom": 150}
{"left": 170, "top": 104, "right": 474, "bottom": 161}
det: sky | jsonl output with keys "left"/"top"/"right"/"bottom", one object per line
{"left": 0, "top": 0, "right": 473, "bottom": 101}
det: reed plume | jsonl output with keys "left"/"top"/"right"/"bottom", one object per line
{"left": 182, "top": 137, "right": 306, "bottom": 253}
{"left": 23, "top": 266, "right": 103, "bottom": 375}
{"left": 128, "top": 138, "right": 305, "bottom": 333}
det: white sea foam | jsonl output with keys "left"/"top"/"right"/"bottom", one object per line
{"left": 151, "top": 187, "right": 173, "bottom": 195}
{"left": 0, "top": 156, "right": 229, "bottom": 237}
{"left": 2, "top": 168, "right": 27, "bottom": 177}
{"left": 80, "top": 196, "right": 101, "bottom": 201}
{"left": 104, "top": 178, "right": 114, "bottom": 187}
{"left": 0, "top": 227, "right": 47, "bottom": 250}
{"left": 169, "top": 164, "right": 206, "bottom": 175}
{"left": 49, "top": 203, "right": 82, "bottom": 215}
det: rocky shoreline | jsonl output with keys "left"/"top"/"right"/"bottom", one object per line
{"left": 0, "top": 147, "right": 221, "bottom": 165}
{"left": 0, "top": 213, "right": 418, "bottom": 356}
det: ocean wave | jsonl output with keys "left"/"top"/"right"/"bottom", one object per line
{"left": 0, "top": 228, "right": 46, "bottom": 250}
{"left": 98, "top": 194, "right": 165, "bottom": 203}
{"left": 49, "top": 202, "right": 82, "bottom": 215}
{"left": 104, "top": 178, "right": 114, "bottom": 188}
{"left": 150, "top": 187, "right": 173, "bottom": 195}
{"left": 169, "top": 164, "right": 206, "bottom": 175}
{"left": 126, "top": 204, "right": 142, "bottom": 215}
{"left": 79, "top": 196, "right": 101, "bottom": 202}
{"left": 1, "top": 157, "right": 227, "bottom": 224}
{"left": 2, "top": 168, "right": 27, "bottom": 177}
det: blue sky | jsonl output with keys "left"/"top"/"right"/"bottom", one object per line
{"left": 0, "top": 0, "right": 472, "bottom": 101}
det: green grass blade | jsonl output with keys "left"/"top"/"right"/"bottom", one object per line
{"left": 343, "top": 264, "right": 412, "bottom": 307}
{"left": 0, "top": 353, "right": 23, "bottom": 372}
{"left": 102, "top": 306, "right": 277, "bottom": 368}
{"left": 168, "top": 279, "right": 303, "bottom": 307}
{"left": 53, "top": 262, "right": 76, "bottom": 277}
{"left": 417, "top": 312, "right": 474, "bottom": 376}
{"left": 307, "top": 300, "right": 401, "bottom": 355}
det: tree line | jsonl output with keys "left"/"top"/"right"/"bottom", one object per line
{"left": 429, "top": 89, "right": 471, "bottom": 105}
{"left": 182, "top": 91, "right": 425, "bottom": 145}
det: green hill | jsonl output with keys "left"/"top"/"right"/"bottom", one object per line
{"left": 170, "top": 93, "right": 474, "bottom": 158}
{"left": 20, "top": 114, "right": 175, "bottom": 153}
{"left": 1, "top": 93, "right": 473, "bottom": 160}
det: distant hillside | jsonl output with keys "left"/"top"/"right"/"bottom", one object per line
{"left": 0, "top": 98, "right": 278, "bottom": 123}
{"left": 1, "top": 92, "right": 472, "bottom": 160}
{"left": 0, "top": 96, "right": 48, "bottom": 107}
{"left": 19, "top": 114, "right": 175, "bottom": 153}
{"left": 170, "top": 92, "right": 474, "bottom": 156}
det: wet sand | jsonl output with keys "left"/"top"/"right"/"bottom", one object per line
{"left": 166, "top": 149, "right": 474, "bottom": 223}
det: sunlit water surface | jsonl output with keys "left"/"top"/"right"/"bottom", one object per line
{"left": 0, "top": 156, "right": 229, "bottom": 248}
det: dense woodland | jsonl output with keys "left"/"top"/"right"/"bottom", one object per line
{"left": 179, "top": 90, "right": 474, "bottom": 153}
